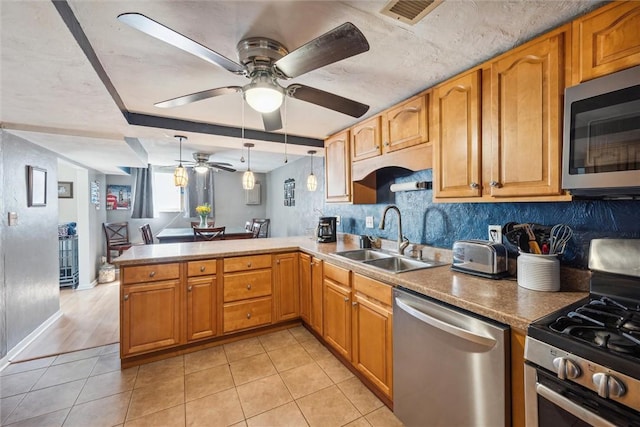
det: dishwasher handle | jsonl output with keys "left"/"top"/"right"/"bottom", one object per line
{"left": 395, "top": 297, "right": 497, "bottom": 348}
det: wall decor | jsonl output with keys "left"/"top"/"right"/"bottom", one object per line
{"left": 90, "top": 180, "right": 101, "bottom": 209}
{"left": 106, "top": 184, "right": 132, "bottom": 210}
{"left": 27, "top": 165, "right": 47, "bottom": 207}
{"left": 58, "top": 181, "right": 73, "bottom": 199}
{"left": 284, "top": 178, "right": 295, "bottom": 207}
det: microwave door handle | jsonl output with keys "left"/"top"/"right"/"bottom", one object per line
{"left": 395, "top": 298, "right": 496, "bottom": 348}
{"left": 536, "top": 384, "right": 617, "bottom": 427}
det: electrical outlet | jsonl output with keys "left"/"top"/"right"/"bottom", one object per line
{"left": 336, "top": 215, "right": 341, "bottom": 225}
{"left": 488, "top": 225, "right": 502, "bottom": 243}
{"left": 365, "top": 216, "right": 374, "bottom": 228}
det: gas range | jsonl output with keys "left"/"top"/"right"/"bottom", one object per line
{"left": 524, "top": 239, "right": 640, "bottom": 426}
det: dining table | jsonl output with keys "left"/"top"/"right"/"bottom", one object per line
{"left": 156, "top": 227, "right": 253, "bottom": 244}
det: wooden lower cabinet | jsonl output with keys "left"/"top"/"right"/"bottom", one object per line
{"left": 186, "top": 275, "right": 217, "bottom": 342}
{"left": 310, "top": 257, "right": 324, "bottom": 335}
{"left": 121, "top": 279, "right": 181, "bottom": 357}
{"left": 273, "top": 252, "right": 299, "bottom": 322}
{"left": 299, "top": 253, "right": 312, "bottom": 324}
{"left": 223, "top": 297, "right": 272, "bottom": 333}
{"left": 322, "top": 263, "right": 352, "bottom": 359}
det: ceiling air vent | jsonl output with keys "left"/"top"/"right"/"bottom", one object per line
{"left": 380, "top": 0, "right": 444, "bottom": 25}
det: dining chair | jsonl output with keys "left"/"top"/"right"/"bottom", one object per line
{"left": 191, "top": 220, "right": 215, "bottom": 228}
{"left": 193, "top": 226, "right": 226, "bottom": 241}
{"left": 251, "top": 219, "right": 270, "bottom": 238}
{"left": 245, "top": 220, "right": 253, "bottom": 232}
{"left": 139, "top": 224, "right": 154, "bottom": 245}
{"left": 103, "top": 222, "right": 133, "bottom": 263}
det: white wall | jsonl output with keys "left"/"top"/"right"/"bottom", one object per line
{"left": 57, "top": 162, "right": 78, "bottom": 223}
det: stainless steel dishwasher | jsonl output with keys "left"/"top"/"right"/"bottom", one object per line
{"left": 393, "top": 287, "right": 510, "bottom": 427}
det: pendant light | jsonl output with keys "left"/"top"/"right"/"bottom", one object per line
{"left": 242, "top": 143, "right": 255, "bottom": 190}
{"left": 306, "top": 150, "right": 318, "bottom": 191}
{"left": 173, "top": 135, "right": 188, "bottom": 187}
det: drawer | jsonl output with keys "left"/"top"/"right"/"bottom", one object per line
{"left": 324, "top": 262, "right": 351, "bottom": 286}
{"left": 122, "top": 263, "right": 180, "bottom": 284}
{"left": 224, "top": 254, "right": 272, "bottom": 273}
{"left": 223, "top": 297, "right": 272, "bottom": 333}
{"left": 224, "top": 270, "right": 272, "bottom": 302}
{"left": 353, "top": 273, "right": 392, "bottom": 307}
{"left": 187, "top": 259, "right": 217, "bottom": 277}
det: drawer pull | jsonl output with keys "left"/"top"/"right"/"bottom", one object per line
{"left": 246, "top": 312, "right": 251, "bottom": 319}
{"left": 344, "top": 297, "right": 349, "bottom": 302}
{"left": 247, "top": 284, "right": 252, "bottom": 290}
{"left": 200, "top": 266, "right": 206, "bottom": 272}
{"left": 188, "top": 286, "right": 193, "bottom": 292}
{"left": 247, "top": 262, "right": 252, "bottom": 268}
{"left": 124, "top": 294, "right": 129, "bottom": 301}
{"left": 149, "top": 271, "right": 156, "bottom": 277}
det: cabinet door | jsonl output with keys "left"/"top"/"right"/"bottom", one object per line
{"left": 433, "top": 70, "right": 482, "bottom": 198}
{"left": 572, "top": 2, "right": 640, "bottom": 84}
{"left": 186, "top": 276, "right": 217, "bottom": 342}
{"left": 325, "top": 130, "right": 351, "bottom": 203}
{"left": 121, "top": 279, "right": 181, "bottom": 356}
{"left": 490, "top": 32, "right": 566, "bottom": 197}
{"left": 352, "top": 294, "right": 393, "bottom": 399}
{"left": 310, "top": 258, "right": 324, "bottom": 335}
{"left": 323, "top": 278, "right": 352, "bottom": 359}
{"left": 383, "top": 95, "right": 429, "bottom": 153}
{"left": 351, "top": 116, "right": 382, "bottom": 161}
{"left": 299, "top": 253, "right": 312, "bottom": 324}
{"left": 273, "top": 253, "right": 300, "bottom": 322}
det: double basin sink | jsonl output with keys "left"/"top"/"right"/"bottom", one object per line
{"left": 331, "top": 249, "right": 447, "bottom": 274}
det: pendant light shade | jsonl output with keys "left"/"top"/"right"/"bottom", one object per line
{"left": 306, "top": 150, "right": 318, "bottom": 192}
{"left": 243, "top": 74, "right": 283, "bottom": 113}
{"left": 174, "top": 135, "right": 189, "bottom": 187}
{"left": 243, "top": 143, "right": 255, "bottom": 190}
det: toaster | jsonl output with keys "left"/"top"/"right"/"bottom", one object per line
{"left": 451, "top": 240, "right": 509, "bottom": 279}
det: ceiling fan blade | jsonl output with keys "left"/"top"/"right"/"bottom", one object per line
{"left": 210, "top": 164, "right": 237, "bottom": 172}
{"left": 206, "top": 162, "right": 234, "bottom": 167}
{"left": 287, "top": 84, "right": 369, "bottom": 118}
{"left": 117, "top": 13, "right": 245, "bottom": 74}
{"left": 155, "top": 86, "right": 242, "bottom": 108}
{"left": 274, "top": 22, "right": 369, "bottom": 79}
{"left": 262, "top": 110, "right": 283, "bottom": 131}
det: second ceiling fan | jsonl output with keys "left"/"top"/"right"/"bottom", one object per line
{"left": 118, "top": 13, "right": 371, "bottom": 131}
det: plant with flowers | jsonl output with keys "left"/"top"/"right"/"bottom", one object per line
{"left": 195, "top": 203, "right": 211, "bottom": 215}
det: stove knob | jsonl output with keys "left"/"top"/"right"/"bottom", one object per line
{"left": 592, "top": 373, "right": 626, "bottom": 399}
{"left": 552, "top": 357, "right": 581, "bottom": 380}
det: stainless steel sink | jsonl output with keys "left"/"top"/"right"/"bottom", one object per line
{"left": 331, "top": 249, "right": 446, "bottom": 273}
{"left": 332, "top": 249, "right": 394, "bottom": 261}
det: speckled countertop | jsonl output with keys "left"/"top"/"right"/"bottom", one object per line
{"left": 114, "top": 235, "right": 589, "bottom": 331}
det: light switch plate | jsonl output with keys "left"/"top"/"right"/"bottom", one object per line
{"left": 8, "top": 212, "right": 18, "bottom": 226}
{"left": 365, "top": 216, "right": 374, "bottom": 228}
{"left": 488, "top": 225, "right": 502, "bottom": 243}
{"left": 336, "top": 215, "right": 341, "bottom": 225}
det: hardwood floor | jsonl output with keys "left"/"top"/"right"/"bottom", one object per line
{"left": 13, "top": 282, "right": 119, "bottom": 362}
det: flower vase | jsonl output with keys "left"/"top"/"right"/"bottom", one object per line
{"left": 198, "top": 215, "right": 208, "bottom": 228}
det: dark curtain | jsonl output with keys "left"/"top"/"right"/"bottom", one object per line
{"left": 130, "top": 164, "right": 155, "bottom": 219}
{"left": 185, "top": 168, "right": 215, "bottom": 218}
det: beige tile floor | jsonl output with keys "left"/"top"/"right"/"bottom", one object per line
{"left": 1, "top": 327, "right": 404, "bottom": 427}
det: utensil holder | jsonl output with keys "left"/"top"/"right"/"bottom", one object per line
{"left": 517, "top": 252, "right": 560, "bottom": 292}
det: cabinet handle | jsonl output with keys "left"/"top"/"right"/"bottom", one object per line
{"left": 149, "top": 271, "right": 156, "bottom": 277}
{"left": 247, "top": 284, "right": 252, "bottom": 290}
{"left": 375, "top": 145, "right": 380, "bottom": 150}
{"left": 276, "top": 259, "right": 280, "bottom": 265}
{"left": 384, "top": 141, "right": 389, "bottom": 147}
{"left": 200, "top": 266, "right": 206, "bottom": 272}
{"left": 247, "top": 262, "right": 252, "bottom": 268}
{"left": 344, "top": 297, "right": 349, "bottom": 302}
{"left": 124, "top": 294, "right": 129, "bottom": 301}
{"left": 489, "top": 181, "right": 502, "bottom": 188}
{"left": 246, "top": 313, "right": 251, "bottom": 319}
{"left": 469, "top": 182, "right": 479, "bottom": 189}
{"left": 188, "top": 286, "right": 192, "bottom": 292}
{"left": 352, "top": 302, "right": 358, "bottom": 306}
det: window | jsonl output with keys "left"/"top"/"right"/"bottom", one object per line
{"left": 153, "top": 171, "right": 182, "bottom": 212}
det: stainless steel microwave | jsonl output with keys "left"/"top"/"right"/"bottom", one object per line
{"left": 562, "top": 65, "right": 640, "bottom": 199}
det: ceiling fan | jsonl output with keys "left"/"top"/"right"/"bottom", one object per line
{"left": 178, "top": 152, "right": 237, "bottom": 173}
{"left": 117, "top": 13, "right": 371, "bottom": 131}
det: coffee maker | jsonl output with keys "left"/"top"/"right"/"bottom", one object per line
{"left": 317, "top": 217, "right": 337, "bottom": 243}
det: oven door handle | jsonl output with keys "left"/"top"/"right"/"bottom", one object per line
{"left": 536, "top": 383, "right": 617, "bottom": 427}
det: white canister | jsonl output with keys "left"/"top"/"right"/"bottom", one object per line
{"left": 517, "top": 252, "right": 560, "bottom": 292}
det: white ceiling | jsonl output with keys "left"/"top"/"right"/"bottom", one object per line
{"left": 1, "top": 0, "right": 603, "bottom": 174}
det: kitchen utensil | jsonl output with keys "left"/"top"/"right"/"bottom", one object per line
{"left": 549, "top": 224, "right": 573, "bottom": 254}
{"left": 513, "top": 223, "right": 542, "bottom": 254}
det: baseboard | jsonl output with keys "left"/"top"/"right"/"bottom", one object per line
{"left": 0, "top": 309, "right": 63, "bottom": 371}
{"left": 76, "top": 279, "right": 98, "bottom": 290}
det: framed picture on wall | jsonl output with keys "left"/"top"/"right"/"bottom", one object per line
{"left": 27, "top": 165, "right": 47, "bottom": 207}
{"left": 106, "top": 185, "right": 132, "bottom": 210}
{"left": 58, "top": 181, "right": 73, "bottom": 199}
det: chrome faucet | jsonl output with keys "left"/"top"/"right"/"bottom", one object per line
{"left": 379, "top": 204, "right": 410, "bottom": 255}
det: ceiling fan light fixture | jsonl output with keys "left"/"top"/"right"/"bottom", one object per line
{"left": 194, "top": 163, "right": 209, "bottom": 174}
{"left": 244, "top": 77, "right": 283, "bottom": 113}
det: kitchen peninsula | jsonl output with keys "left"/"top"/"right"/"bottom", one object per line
{"left": 114, "top": 235, "right": 588, "bottom": 419}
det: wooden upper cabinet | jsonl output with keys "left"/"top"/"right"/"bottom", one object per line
{"left": 572, "top": 1, "right": 640, "bottom": 84}
{"left": 382, "top": 94, "right": 429, "bottom": 153}
{"left": 489, "top": 30, "right": 567, "bottom": 197}
{"left": 433, "top": 69, "right": 482, "bottom": 198}
{"left": 325, "top": 130, "right": 351, "bottom": 203}
{"left": 351, "top": 116, "right": 382, "bottom": 162}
